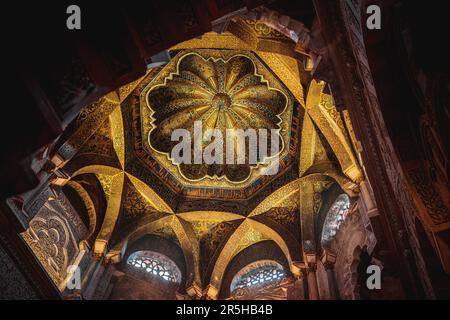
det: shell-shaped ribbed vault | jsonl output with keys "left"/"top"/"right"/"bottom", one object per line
{"left": 140, "top": 49, "right": 296, "bottom": 188}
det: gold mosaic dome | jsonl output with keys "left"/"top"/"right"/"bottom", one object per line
{"left": 141, "top": 50, "right": 294, "bottom": 185}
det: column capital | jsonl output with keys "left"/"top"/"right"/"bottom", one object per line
{"left": 50, "top": 169, "right": 70, "bottom": 186}
{"left": 291, "top": 261, "right": 306, "bottom": 279}
{"left": 186, "top": 282, "right": 203, "bottom": 299}
{"left": 93, "top": 239, "right": 108, "bottom": 260}
{"left": 321, "top": 249, "right": 337, "bottom": 270}
{"left": 50, "top": 153, "right": 67, "bottom": 168}
{"left": 304, "top": 253, "right": 317, "bottom": 272}
{"left": 203, "top": 284, "right": 219, "bottom": 300}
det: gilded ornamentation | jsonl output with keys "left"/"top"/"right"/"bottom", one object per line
{"left": 243, "top": 19, "right": 291, "bottom": 41}
{"left": 249, "top": 179, "right": 300, "bottom": 217}
{"left": 77, "top": 119, "right": 116, "bottom": 158}
{"left": 76, "top": 99, "right": 102, "bottom": 125}
{"left": 306, "top": 80, "right": 362, "bottom": 182}
{"left": 313, "top": 180, "right": 334, "bottom": 193}
{"left": 320, "top": 94, "right": 345, "bottom": 131}
{"left": 28, "top": 217, "right": 69, "bottom": 272}
{"left": 96, "top": 173, "right": 114, "bottom": 201}
{"left": 37, "top": 25, "right": 375, "bottom": 296}
{"left": 118, "top": 75, "right": 146, "bottom": 102}
{"left": 95, "top": 172, "right": 125, "bottom": 256}
{"left": 191, "top": 220, "right": 224, "bottom": 240}
{"left": 313, "top": 180, "right": 334, "bottom": 214}
{"left": 197, "top": 220, "right": 240, "bottom": 276}
{"left": 121, "top": 180, "right": 167, "bottom": 222}
{"left": 262, "top": 207, "right": 297, "bottom": 226}
{"left": 58, "top": 98, "right": 119, "bottom": 160}
{"left": 151, "top": 224, "right": 180, "bottom": 245}
{"left": 109, "top": 107, "right": 125, "bottom": 168}
{"left": 141, "top": 49, "right": 292, "bottom": 185}
{"left": 261, "top": 206, "right": 301, "bottom": 242}
{"left": 233, "top": 228, "right": 265, "bottom": 257}
{"left": 21, "top": 196, "right": 81, "bottom": 288}
{"left": 65, "top": 180, "right": 96, "bottom": 243}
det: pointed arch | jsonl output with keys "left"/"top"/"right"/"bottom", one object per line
{"left": 209, "top": 218, "right": 294, "bottom": 294}
{"left": 305, "top": 79, "right": 362, "bottom": 182}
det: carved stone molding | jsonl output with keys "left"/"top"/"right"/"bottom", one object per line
{"left": 313, "top": 0, "right": 434, "bottom": 298}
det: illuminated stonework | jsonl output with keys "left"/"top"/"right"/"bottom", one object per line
{"left": 139, "top": 49, "right": 296, "bottom": 191}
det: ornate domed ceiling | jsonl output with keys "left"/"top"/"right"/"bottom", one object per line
{"left": 20, "top": 18, "right": 367, "bottom": 299}
{"left": 132, "top": 49, "right": 302, "bottom": 199}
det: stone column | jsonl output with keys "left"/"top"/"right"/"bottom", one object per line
{"left": 305, "top": 254, "right": 319, "bottom": 300}
{"left": 307, "top": 267, "right": 319, "bottom": 300}
{"left": 290, "top": 261, "right": 306, "bottom": 300}
{"left": 322, "top": 250, "right": 340, "bottom": 299}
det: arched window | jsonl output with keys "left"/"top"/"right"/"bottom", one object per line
{"left": 230, "top": 260, "right": 286, "bottom": 293}
{"left": 321, "top": 194, "right": 350, "bottom": 245}
{"left": 126, "top": 251, "right": 181, "bottom": 284}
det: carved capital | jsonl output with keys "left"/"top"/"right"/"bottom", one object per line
{"left": 105, "top": 250, "right": 121, "bottom": 265}
{"left": 305, "top": 253, "right": 317, "bottom": 272}
{"left": 50, "top": 169, "right": 70, "bottom": 187}
{"left": 321, "top": 249, "right": 337, "bottom": 269}
{"left": 204, "top": 284, "right": 219, "bottom": 300}
{"left": 93, "top": 240, "right": 108, "bottom": 260}
{"left": 186, "top": 282, "right": 203, "bottom": 299}
{"left": 51, "top": 153, "right": 66, "bottom": 168}
{"left": 291, "top": 261, "right": 306, "bottom": 279}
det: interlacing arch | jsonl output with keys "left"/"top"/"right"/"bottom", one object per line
{"left": 66, "top": 160, "right": 305, "bottom": 293}
{"left": 47, "top": 20, "right": 366, "bottom": 299}
{"left": 65, "top": 151, "right": 360, "bottom": 296}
